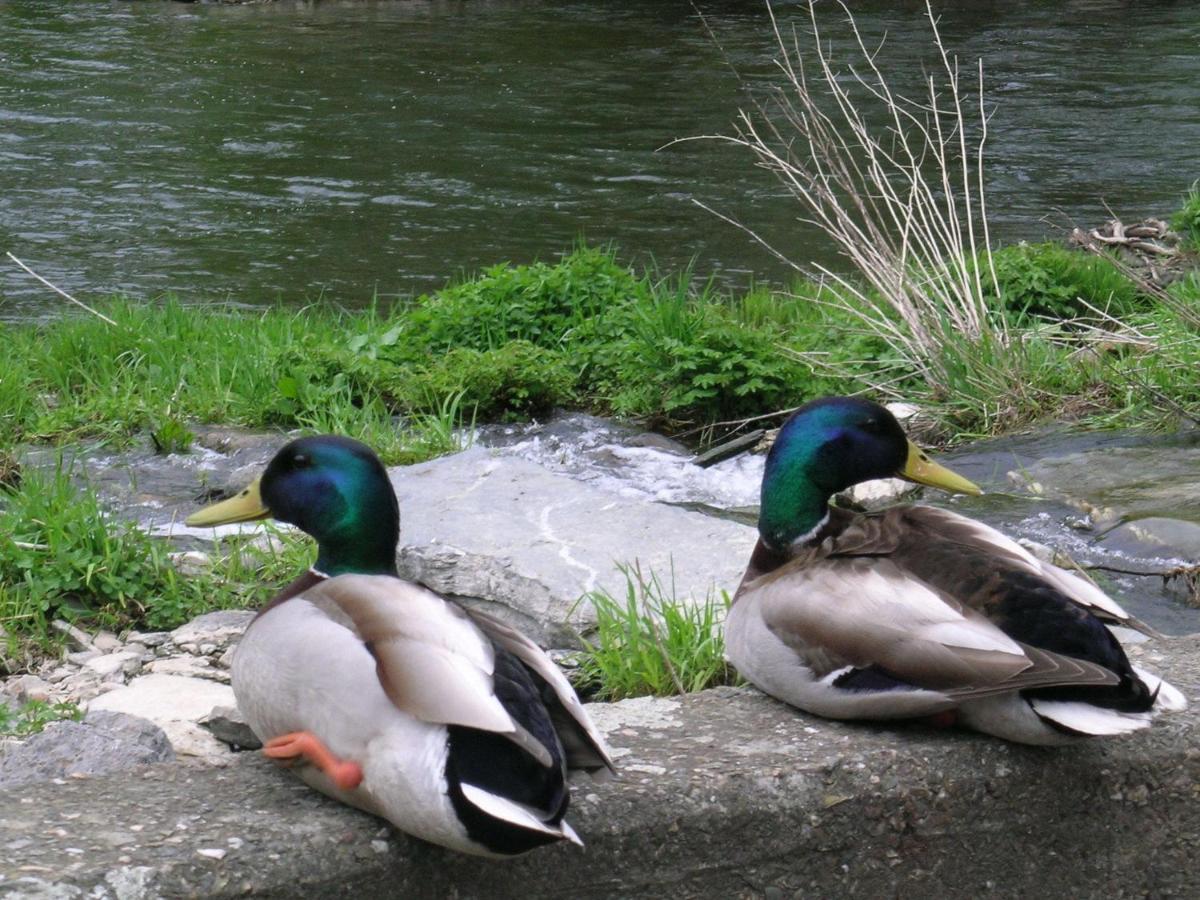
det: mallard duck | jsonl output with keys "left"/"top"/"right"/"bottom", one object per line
{"left": 186, "top": 435, "right": 613, "bottom": 856}
{"left": 725, "top": 397, "right": 1186, "bottom": 745}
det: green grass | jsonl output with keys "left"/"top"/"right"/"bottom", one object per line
{"left": 1171, "top": 181, "right": 1200, "bottom": 252}
{"left": 4, "top": 236, "right": 1197, "bottom": 453}
{"left": 0, "top": 462, "right": 315, "bottom": 643}
{"left": 0, "top": 699, "right": 82, "bottom": 737}
{"left": 573, "top": 562, "right": 739, "bottom": 701}
{"left": 0, "top": 246, "right": 862, "bottom": 449}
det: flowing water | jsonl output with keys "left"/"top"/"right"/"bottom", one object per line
{"left": 2, "top": 0, "right": 1199, "bottom": 316}
{"left": 24, "top": 417, "right": 1200, "bottom": 634}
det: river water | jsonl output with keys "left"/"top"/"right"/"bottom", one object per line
{"left": 2, "top": 0, "right": 1198, "bottom": 316}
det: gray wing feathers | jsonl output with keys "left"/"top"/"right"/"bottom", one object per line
{"left": 753, "top": 558, "right": 1124, "bottom": 696}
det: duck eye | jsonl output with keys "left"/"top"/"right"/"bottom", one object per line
{"left": 291, "top": 453, "right": 311, "bottom": 469}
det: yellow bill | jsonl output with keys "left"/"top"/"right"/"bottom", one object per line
{"left": 185, "top": 477, "right": 271, "bottom": 526}
{"left": 899, "top": 440, "right": 982, "bottom": 496}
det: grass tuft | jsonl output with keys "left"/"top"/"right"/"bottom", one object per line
{"left": 1171, "top": 180, "right": 1200, "bottom": 251}
{"left": 573, "top": 562, "right": 738, "bottom": 701}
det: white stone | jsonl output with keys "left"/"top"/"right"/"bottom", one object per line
{"left": 169, "top": 611, "right": 254, "bottom": 655}
{"left": 89, "top": 674, "right": 236, "bottom": 750}
{"left": 92, "top": 631, "right": 122, "bottom": 653}
{"left": 844, "top": 477, "right": 919, "bottom": 509}
{"left": 50, "top": 620, "right": 95, "bottom": 652}
{"left": 169, "top": 550, "right": 213, "bottom": 577}
{"left": 165, "top": 722, "right": 233, "bottom": 763}
{"left": 4, "top": 674, "right": 51, "bottom": 704}
{"left": 145, "top": 656, "right": 230, "bottom": 684}
{"left": 84, "top": 651, "right": 142, "bottom": 681}
{"left": 128, "top": 631, "right": 170, "bottom": 648}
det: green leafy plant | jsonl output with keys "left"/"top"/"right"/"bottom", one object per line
{"left": 1171, "top": 180, "right": 1200, "bottom": 251}
{"left": 573, "top": 562, "right": 738, "bottom": 701}
{"left": 156, "top": 526, "right": 316, "bottom": 627}
{"left": 150, "top": 417, "right": 194, "bottom": 455}
{"left": 585, "top": 298, "right": 818, "bottom": 424}
{"left": 397, "top": 244, "right": 645, "bottom": 356}
{"left": 397, "top": 342, "right": 575, "bottom": 422}
{"left": 983, "top": 243, "right": 1144, "bottom": 323}
{"left": 0, "top": 699, "right": 83, "bottom": 737}
{"left": 390, "top": 389, "right": 477, "bottom": 465}
{"left": 0, "top": 462, "right": 174, "bottom": 633}
{"left": 0, "top": 464, "right": 318, "bottom": 641}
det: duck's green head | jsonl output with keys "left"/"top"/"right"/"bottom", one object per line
{"left": 186, "top": 435, "right": 400, "bottom": 577}
{"left": 759, "top": 397, "right": 980, "bottom": 549}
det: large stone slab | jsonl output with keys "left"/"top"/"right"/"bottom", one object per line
{"left": 390, "top": 448, "right": 757, "bottom": 646}
{"left": 0, "top": 636, "right": 1196, "bottom": 899}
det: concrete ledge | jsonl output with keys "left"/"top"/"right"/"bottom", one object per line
{"left": 2, "top": 637, "right": 1198, "bottom": 899}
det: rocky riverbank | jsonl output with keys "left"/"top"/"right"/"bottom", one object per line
{"left": 3, "top": 416, "right": 1199, "bottom": 792}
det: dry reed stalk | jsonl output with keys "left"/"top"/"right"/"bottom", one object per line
{"left": 694, "top": 1, "right": 1008, "bottom": 398}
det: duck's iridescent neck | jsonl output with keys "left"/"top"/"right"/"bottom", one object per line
{"left": 758, "top": 463, "right": 831, "bottom": 551}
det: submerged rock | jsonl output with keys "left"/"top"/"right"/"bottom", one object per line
{"left": 1101, "top": 517, "right": 1200, "bottom": 563}
{"left": 1004, "top": 436, "right": 1200, "bottom": 525}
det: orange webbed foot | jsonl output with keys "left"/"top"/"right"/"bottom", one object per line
{"left": 262, "top": 731, "right": 364, "bottom": 790}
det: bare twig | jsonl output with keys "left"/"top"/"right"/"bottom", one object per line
{"left": 697, "top": 0, "right": 1010, "bottom": 400}
{"left": 6, "top": 252, "right": 118, "bottom": 326}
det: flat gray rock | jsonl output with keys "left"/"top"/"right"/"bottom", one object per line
{"left": 0, "top": 636, "right": 1197, "bottom": 898}
{"left": 391, "top": 448, "right": 757, "bottom": 646}
{"left": 0, "top": 709, "right": 173, "bottom": 788}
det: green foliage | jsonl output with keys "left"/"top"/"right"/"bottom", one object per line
{"left": 150, "top": 417, "right": 194, "bottom": 455}
{"left": 0, "top": 464, "right": 315, "bottom": 640}
{"left": 397, "top": 245, "right": 645, "bottom": 356}
{"left": 574, "top": 562, "right": 738, "bottom": 701}
{"left": 984, "top": 243, "right": 1144, "bottom": 323}
{"left": 388, "top": 390, "right": 477, "bottom": 466}
{"left": 0, "top": 463, "right": 175, "bottom": 632}
{"left": 0, "top": 699, "right": 82, "bottom": 737}
{"left": 158, "top": 527, "right": 316, "bottom": 627}
{"left": 1099, "top": 280, "right": 1200, "bottom": 428}
{"left": 600, "top": 307, "right": 815, "bottom": 422}
{"left": 397, "top": 342, "right": 576, "bottom": 422}
{"left": 1171, "top": 181, "right": 1200, "bottom": 251}
{"left": 2, "top": 240, "right": 1195, "bottom": 471}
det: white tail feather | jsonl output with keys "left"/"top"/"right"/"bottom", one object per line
{"left": 1133, "top": 665, "right": 1188, "bottom": 713}
{"left": 1030, "top": 699, "right": 1151, "bottom": 736}
{"left": 460, "top": 782, "right": 578, "bottom": 843}
{"left": 559, "top": 818, "right": 585, "bottom": 848}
